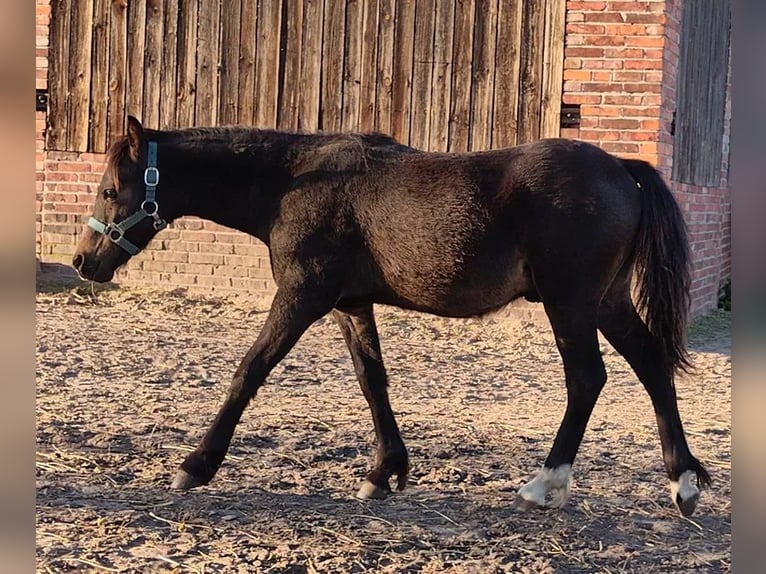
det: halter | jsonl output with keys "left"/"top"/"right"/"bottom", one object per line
{"left": 87, "top": 141, "right": 167, "bottom": 255}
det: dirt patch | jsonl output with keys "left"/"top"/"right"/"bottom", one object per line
{"left": 36, "top": 284, "right": 731, "bottom": 573}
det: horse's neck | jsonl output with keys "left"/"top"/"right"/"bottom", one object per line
{"left": 161, "top": 132, "right": 302, "bottom": 244}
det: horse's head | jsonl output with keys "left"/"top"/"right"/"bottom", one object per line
{"left": 73, "top": 116, "right": 168, "bottom": 282}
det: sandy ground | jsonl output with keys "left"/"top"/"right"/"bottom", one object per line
{"left": 36, "top": 279, "right": 730, "bottom": 573}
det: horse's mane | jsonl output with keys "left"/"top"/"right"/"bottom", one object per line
{"left": 104, "top": 127, "right": 413, "bottom": 186}
{"left": 105, "top": 135, "right": 131, "bottom": 187}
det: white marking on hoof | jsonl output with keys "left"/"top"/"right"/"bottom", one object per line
{"left": 517, "top": 464, "right": 572, "bottom": 509}
{"left": 356, "top": 480, "right": 389, "bottom": 500}
{"left": 670, "top": 470, "right": 700, "bottom": 516}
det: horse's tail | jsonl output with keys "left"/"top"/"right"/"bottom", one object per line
{"left": 621, "top": 159, "right": 692, "bottom": 374}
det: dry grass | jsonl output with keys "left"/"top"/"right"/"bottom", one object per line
{"left": 36, "top": 285, "right": 730, "bottom": 572}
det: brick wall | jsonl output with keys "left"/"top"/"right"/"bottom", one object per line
{"left": 36, "top": 0, "right": 730, "bottom": 315}
{"left": 561, "top": 0, "right": 731, "bottom": 315}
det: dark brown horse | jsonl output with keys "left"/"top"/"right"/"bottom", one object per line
{"left": 73, "top": 117, "right": 710, "bottom": 516}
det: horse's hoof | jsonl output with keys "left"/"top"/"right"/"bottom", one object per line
{"left": 356, "top": 480, "right": 389, "bottom": 500}
{"left": 675, "top": 491, "right": 699, "bottom": 517}
{"left": 670, "top": 470, "right": 700, "bottom": 517}
{"left": 171, "top": 469, "right": 206, "bottom": 490}
{"left": 512, "top": 494, "right": 543, "bottom": 512}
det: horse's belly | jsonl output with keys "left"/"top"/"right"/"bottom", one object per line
{"left": 376, "top": 248, "right": 530, "bottom": 318}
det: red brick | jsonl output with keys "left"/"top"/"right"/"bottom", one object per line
{"left": 583, "top": 12, "right": 624, "bottom": 23}
{"left": 598, "top": 118, "right": 641, "bottom": 129}
{"left": 562, "top": 94, "right": 602, "bottom": 104}
{"left": 624, "top": 59, "right": 663, "bottom": 69}
{"left": 565, "top": 47, "right": 605, "bottom": 58}
{"left": 189, "top": 252, "right": 225, "bottom": 265}
{"left": 623, "top": 83, "right": 661, "bottom": 93}
{"left": 564, "top": 69, "right": 591, "bottom": 81}
{"left": 568, "top": 2, "right": 607, "bottom": 10}
{"left": 567, "top": 23, "right": 606, "bottom": 34}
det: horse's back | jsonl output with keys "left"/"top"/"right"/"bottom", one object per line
{"left": 345, "top": 139, "right": 642, "bottom": 315}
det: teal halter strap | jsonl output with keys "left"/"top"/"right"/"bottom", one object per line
{"left": 87, "top": 141, "right": 167, "bottom": 256}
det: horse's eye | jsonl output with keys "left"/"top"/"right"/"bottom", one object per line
{"left": 102, "top": 188, "right": 117, "bottom": 201}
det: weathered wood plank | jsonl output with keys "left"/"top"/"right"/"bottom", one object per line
{"left": 176, "top": 0, "right": 198, "bottom": 128}
{"left": 126, "top": 0, "right": 146, "bottom": 120}
{"left": 68, "top": 0, "right": 94, "bottom": 151}
{"left": 469, "top": 0, "right": 498, "bottom": 150}
{"left": 254, "top": 0, "right": 282, "bottom": 127}
{"left": 518, "top": 0, "right": 545, "bottom": 144}
{"left": 298, "top": 0, "right": 323, "bottom": 131}
{"left": 89, "top": 0, "right": 110, "bottom": 152}
{"left": 342, "top": 0, "right": 363, "bottom": 131}
{"left": 107, "top": 0, "right": 127, "bottom": 145}
{"left": 320, "top": 0, "right": 346, "bottom": 132}
{"left": 428, "top": 0, "right": 454, "bottom": 151}
{"left": 358, "top": 0, "right": 379, "bottom": 133}
{"left": 159, "top": 0, "right": 179, "bottom": 130}
{"left": 143, "top": 0, "right": 164, "bottom": 129}
{"left": 195, "top": 0, "right": 221, "bottom": 126}
{"left": 673, "top": 0, "right": 730, "bottom": 185}
{"left": 540, "top": 0, "right": 565, "bottom": 139}
{"left": 279, "top": 0, "right": 304, "bottom": 130}
{"left": 219, "top": 0, "right": 242, "bottom": 125}
{"left": 448, "top": 0, "right": 474, "bottom": 152}
{"left": 48, "top": 0, "right": 71, "bottom": 150}
{"left": 492, "top": 0, "right": 523, "bottom": 148}
{"left": 409, "top": 0, "right": 435, "bottom": 149}
{"left": 238, "top": 0, "right": 258, "bottom": 125}
{"left": 374, "top": 0, "right": 395, "bottom": 134}
{"left": 391, "top": 0, "right": 416, "bottom": 144}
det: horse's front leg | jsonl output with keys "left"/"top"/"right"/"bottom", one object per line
{"left": 172, "top": 285, "right": 334, "bottom": 490}
{"left": 333, "top": 305, "right": 409, "bottom": 499}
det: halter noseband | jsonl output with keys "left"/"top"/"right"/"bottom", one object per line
{"left": 88, "top": 141, "right": 167, "bottom": 255}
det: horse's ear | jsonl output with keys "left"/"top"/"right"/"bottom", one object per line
{"left": 126, "top": 116, "right": 144, "bottom": 162}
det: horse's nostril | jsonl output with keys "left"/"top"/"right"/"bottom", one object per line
{"left": 72, "top": 254, "right": 84, "bottom": 270}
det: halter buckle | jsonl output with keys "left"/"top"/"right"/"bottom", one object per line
{"left": 144, "top": 167, "right": 160, "bottom": 187}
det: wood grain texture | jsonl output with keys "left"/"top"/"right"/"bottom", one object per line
{"left": 492, "top": 0, "right": 523, "bottom": 148}
{"left": 298, "top": 0, "right": 323, "bottom": 131}
{"left": 160, "top": 0, "right": 179, "bottom": 130}
{"left": 469, "top": 0, "right": 498, "bottom": 150}
{"left": 540, "top": 0, "right": 565, "bottom": 139}
{"left": 219, "top": 0, "right": 242, "bottom": 125}
{"left": 89, "top": 0, "right": 110, "bottom": 152}
{"left": 68, "top": 0, "right": 94, "bottom": 151}
{"left": 358, "top": 0, "right": 380, "bottom": 133}
{"left": 320, "top": 0, "right": 346, "bottom": 132}
{"left": 342, "top": 0, "right": 363, "bottom": 131}
{"left": 143, "top": 0, "right": 164, "bottom": 129}
{"left": 126, "top": 0, "right": 146, "bottom": 120}
{"left": 374, "top": 0, "right": 395, "bottom": 135}
{"left": 175, "top": 0, "right": 198, "bottom": 128}
{"left": 429, "top": 0, "right": 455, "bottom": 151}
{"left": 518, "top": 0, "right": 545, "bottom": 144}
{"left": 254, "top": 0, "right": 282, "bottom": 128}
{"left": 195, "top": 0, "right": 221, "bottom": 126}
{"left": 673, "top": 0, "right": 731, "bottom": 185}
{"left": 391, "top": 0, "right": 415, "bottom": 144}
{"left": 409, "top": 0, "right": 436, "bottom": 149}
{"left": 107, "top": 0, "right": 127, "bottom": 145}
{"left": 47, "top": 0, "right": 71, "bottom": 150}
{"left": 448, "top": 0, "right": 474, "bottom": 152}
{"left": 238, "top": 0, "right": 258, "bottom": 125}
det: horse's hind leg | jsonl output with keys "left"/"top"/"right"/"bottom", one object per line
{"left": 333, "top": 305, "right": 409, "bottom": 499}
{"left": 597, "top": 286, "right": 710, "bottom": 516}
{"left": 515, "top": 302, "right": 606, "bottom": 511}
